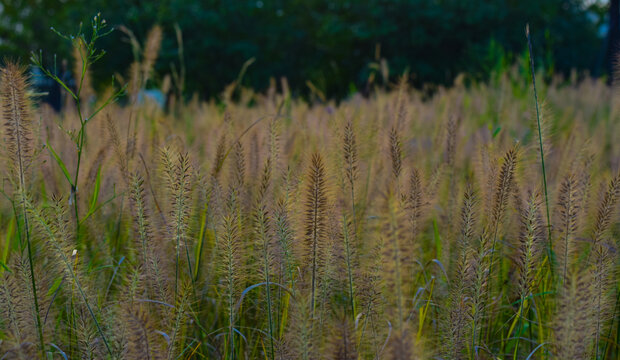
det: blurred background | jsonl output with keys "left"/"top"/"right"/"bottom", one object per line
{"left": 0, "top": 0, "right": 615, "bottom": 100}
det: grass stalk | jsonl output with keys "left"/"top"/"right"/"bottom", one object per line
{"left": 21, "top": 195, "right": 45, "bottom": 358}
{"left": 28, "top": 203, "right": 113, "bottom": 357}
{"left": 343, "top": 119, "right": 358, "bottom": 319}
{"left": 1, "top": 62, "right": 46, "bottom": 358}
{"left": 526, "top": 25, "right": 553, "bottom": 266}
{"left": 342, "top": 214, "right": 356, "bottom": 318}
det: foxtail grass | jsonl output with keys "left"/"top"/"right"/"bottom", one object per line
{"left": 304, "top": 153, "right": 327, "bottom": 319}
{"left": 526, "top": 24, "right": 553, "bottom": 265}
{"left": 342, "top": 119, "right": 358, "bottom": 318}
{"left": 0, "top": 28, "right": 617, "bottom": 359}
{"left": 1, "top": 61, "right": 45, "bottom": 358}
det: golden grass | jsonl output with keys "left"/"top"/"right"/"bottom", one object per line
{"left": 0, "top": 48, "right": 619, "bottom": 359}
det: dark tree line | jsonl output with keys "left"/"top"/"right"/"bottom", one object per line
{"left": 0, "top": 0, "right": 612, "bottom": 99}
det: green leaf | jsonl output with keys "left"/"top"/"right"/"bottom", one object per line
{"left": 88, "top": 166, "right": 102, "bottom": 215}
{"left": 0, "top": 260, "right": 11, "bottom": 274}
{"left": 46, "top": 142, "right": 73, "bottom": 186}
{"left": 80, "top": 191, "right": 121, "bottom": 225}
{"left": 2, "top": 218, "right": 15, "bottom": 268}
{"left": 492, "top": 126, "right": 502, "bottom": 138}
{"left": 433, "top": 218, "right": 441, "bottom": 259}
{"left": 194, "top": 210, "right": 208, "bottom": 280}
{"left": 47, "top": 277, "right": 63, "bottom": 296}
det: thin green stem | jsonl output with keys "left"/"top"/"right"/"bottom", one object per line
{"left": 526, "top": 25, "right": 553, "bottom": 270}
{"left": 512, "top": 298, "right": 526, "bottom": 359}
{"left": 390, "top": 196, "right": 404, "bottom": 331}
{"left": 21, "top": 194, "right": 45, "bottom": 359}
{"left": 228, "top": 254, "right": 235, "bottom": 360}
{"left": 601, "top": 288, "right": 620, "bottom": 359}
{"left": 29, "top": 205, "right": 113, "bottom": 357}
{"left": 175, "top": 235, "right": 180, "bottom": 301}
{"left": 72, "top": 39, "right": 89, "bottom": 238}
{"left": 485, "top": 216, "right": 503, "bottom": 342}
{"left": 263, "top": 241, "right": 275, "bottom": 360}
{"left": 310, "top": 185, "right": 319, "bottom": 319}
{"left": 348, "top": 181, "right": 358, "bottom": 317}
{"left": 73, "top": 106, "right": 84, "bottom": 237}
{"left": 343, "top": 214, "right": 355, "bottom": 319}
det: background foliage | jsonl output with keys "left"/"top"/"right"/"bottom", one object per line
{"left": 0, "top": 0, "right": 608, "bottom": 99}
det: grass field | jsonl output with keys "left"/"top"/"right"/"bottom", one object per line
{"left": 0, "top": 20, "right": 619, "bottom": 359}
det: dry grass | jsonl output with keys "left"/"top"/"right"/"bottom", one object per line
{"left": 0, "top": 28, "right": 620, "bottom": 360}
